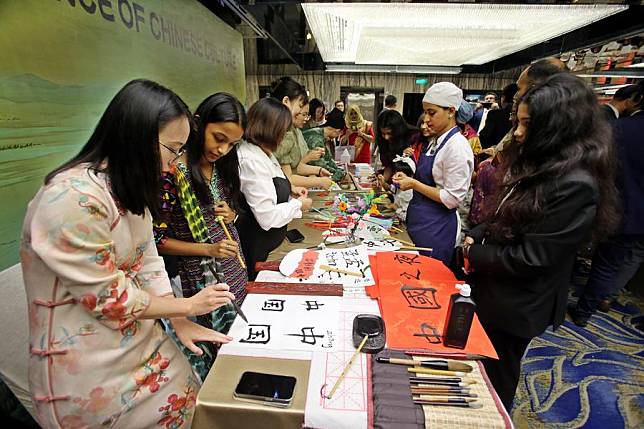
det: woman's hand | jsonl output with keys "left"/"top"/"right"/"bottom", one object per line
{"left": 403, "top": 147, "right": 415, "bottom": 157}
{"left": 214, "top": 201, "right": 236, "bottom": 224}
{"left": 316, "top": 177, "right": 334, "bottom": 190}
{"left": 303, "top": 148, "right": 325, "bottom": 163}
{"left": 464, "top": 236, "right": 475, "bottom": 246}
{"left": 170, "top": 317, "right": 233, "bottom": 355}
{"left": 392, "top": 172, "right": 417, "bottom": 191}
{"left": 206, "top": 239, "right": 239, "bottom": 258}
{"left": 187, "top": 283, "right": 235, "bottom": 317}
{"left": 319, "top": 168, "right": 332, "bottom": 177}
{"left": 298, "top": 196, "right": 313, "bottom": 212}
{"left": 377, "top": 174, "right": 388, "bottom": 189}
{"left": 291, "top": 186, "right": 308, "bottom": 198}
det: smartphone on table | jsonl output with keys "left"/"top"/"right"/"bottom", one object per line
{"left": 286, "top": 229, "right": 305, "bottom": 243}
{"left": 233, "top": 371, "right": 297, "bottom": 407}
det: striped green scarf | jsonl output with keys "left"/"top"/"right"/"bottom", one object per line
{"left": 172, "top": 162, "right": 235, "bottom": 334}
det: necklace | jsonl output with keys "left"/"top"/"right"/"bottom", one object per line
{"left": 206, "top": 164, "right": 221, "bottom": 202}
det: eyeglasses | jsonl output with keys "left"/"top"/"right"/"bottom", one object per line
{"left": 160, "top": 141, "right": 186, "bottom": 165}
{"left": 298, "top": 112, "right": 311, "bottom": 119}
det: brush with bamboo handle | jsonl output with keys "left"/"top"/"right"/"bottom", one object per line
{"left": 411, "top": 389, "right": 477, "bottom": 398}
{"left": 411, "top": 386, "right": 473, "bottom": 393}
{"left": 376, "top": 357, "right": 472, "bottom": 372}
{"left": 325, "top": 334, "right": 369, "bottom": 399}
{"left": 407, "top": 367, "right": 469, "bottom": 377}
{"left": 215, "top": 215, "right": 246, "bottom": 269}
{"left": 319, "top": 265, "right": 363, "bottom": 277}
{"left": 399, "top": 245, "right": 434, "bottom": 252}
{"left": 413, "top": 400, "right": 483, "bottom": 409}
{"left": 409, "top": 376, "right": 477, "bottom": 385}
{"left": 415, "top": 395, "right": 479, "bottom": 402}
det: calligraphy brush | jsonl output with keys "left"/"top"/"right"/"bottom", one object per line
{"left": 319, "top": 265, "right": 363, "bottom": 278}
{"left": 413, "top": 400, "right": 483, "bottom": 409}
{"left": 414, "top": 399, "right": 483, "bottom": 408}
{"left": 376, "top": 357, "right": 472, "bottom": 372}
{"left": 207, "top": 262, "right": 249, "bottom": 324}
{"left": 410, "top": 382, "right": 475, "bottom": 390}
{"left": 214, "top": 214, "right": 246, "bottom": 270}
{"left": 414, "top": 395, "right": 478, "bottom": 402}
{"left": 410, "top": 382, "right": 474, "bottom": 389}
{"left": 409, "top": 376, "right": 476, "bottom": 385}
{"left": 410, "top": 386, "right": 474, "bottom": 394}
{"left": 325, "top": 334, "right": 369, "bottom": 399}
{"left": 407, "top": 367, "right": 469, "bottom": 377}
{"left": 411, "top": 391, "right": 477, "bottom": 398}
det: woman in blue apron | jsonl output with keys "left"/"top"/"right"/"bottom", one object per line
{"left": 393, "top": 82, "right": 474, "bottom": 266}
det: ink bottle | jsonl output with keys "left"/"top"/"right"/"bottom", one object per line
{"left": 442, "top": 284, "right": 475, "bottom": 349}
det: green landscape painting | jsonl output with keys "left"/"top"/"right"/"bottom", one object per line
{"left": 0, "top": 0, "right": 245, "bottom": 270}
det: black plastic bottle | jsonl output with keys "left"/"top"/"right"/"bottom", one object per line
{"left": 442, "top": 284, "right": 476, "bottom": 349}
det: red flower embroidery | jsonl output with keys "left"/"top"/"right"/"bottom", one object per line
{"left": 137, "top": 373, "right": 161, "bottom": 393}
{"left": 158, "top": 390, "right": 195, "bottom": 428}
{"left": 101, "top": 291, "right": 128, "bottom": 319}
{"left": 80, "top": 294, "right": 97, "bottom": 311}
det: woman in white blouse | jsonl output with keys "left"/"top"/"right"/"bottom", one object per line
{"left": 236, "top": 98, "right": 313, "bottom": 278}
{"left": 393, "top": 82, "right": 474, "bottom": 266}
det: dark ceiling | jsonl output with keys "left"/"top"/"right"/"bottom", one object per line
{"left": 199, "top": 1, "right": 644, "bottom": 74}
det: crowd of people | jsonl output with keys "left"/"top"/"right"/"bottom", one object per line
{"left": 19, "top": 61, "right": 644, "bottom": 426}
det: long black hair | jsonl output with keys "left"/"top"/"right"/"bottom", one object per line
{"left": 489, "top": 73, "right": 619, "bottom": 242}
{"left": 45, "top": 79, "right": 190, "bottom": 218}
{"left": 376, "top": 109, "right": 414, "bottom": 161}
{"left": 189, "top": 92, "right": 247, "bottom": 210}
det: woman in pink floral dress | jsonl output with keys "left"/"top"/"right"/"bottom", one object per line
{"left": 20, "top": 80, "right": 235, "bottom": 428}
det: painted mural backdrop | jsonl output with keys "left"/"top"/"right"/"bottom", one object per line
{"left": 0, "top": 0, "right": 245, "bottom": 269}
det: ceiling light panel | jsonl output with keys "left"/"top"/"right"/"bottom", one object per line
{"left": 302, "top": 3, "right": 626, "bottom": 66}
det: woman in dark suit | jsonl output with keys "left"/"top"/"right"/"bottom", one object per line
{"left": 462, "top": 73, "right": 619, "bottom": 409}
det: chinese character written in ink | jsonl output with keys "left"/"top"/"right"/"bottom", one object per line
{"left": 302, "top": 300, "right": 324, "bottom": 311}
{"left": 394, "top": 254, "right": 420, "bottom": 265}
{"left": 325, "top": 252, "right": 338, "bottom": 267}
{"left": 286, "top": 327, "right": 325, "bottom": 345}
{"left": 413, "top": 323, "right": 442, "bottom": 344}
{"left": 401, "top": 284, "right": 441, "bottom": 309}
{"left": 239, "top": 324, "right": 271, "bottom": 344}
{"left": 262, "top": 299, "right": 285, "bottom": 312}
{"left": 400, "top": 268, "right": 422, "bottom": 280}
{"left": 342, "top": 255, "right": 365, "bottom": 268}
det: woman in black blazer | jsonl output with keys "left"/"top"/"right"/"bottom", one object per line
{"left": 462, "top": 73, "right": 619, "bottom": 409}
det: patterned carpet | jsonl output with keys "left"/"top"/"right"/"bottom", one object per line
{"left": 512, "top": 292, "right": 644, "bottom": 429}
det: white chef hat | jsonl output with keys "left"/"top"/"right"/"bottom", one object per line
{"left": 422, "top": 82, "right": 463, "bottom": 110}
{"left": 392, "top": 155, "right": 416, "bottom": 174}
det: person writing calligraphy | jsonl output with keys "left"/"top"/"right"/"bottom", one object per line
{"left": 20, "top": 80, "right": 235, "bottom": 428}
{"left": 394, "top": 82, "right": 474, "bottom": 265}
{"left": 154, "top": 93, "right": 249, "bottom": 378}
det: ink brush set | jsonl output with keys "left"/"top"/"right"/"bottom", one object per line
{"left": 376, "top": 356, "right": 484, "bottom": 409}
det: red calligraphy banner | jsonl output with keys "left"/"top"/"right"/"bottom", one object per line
{"left": 374, "top": 252, "right": 497, "bottom": 359}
